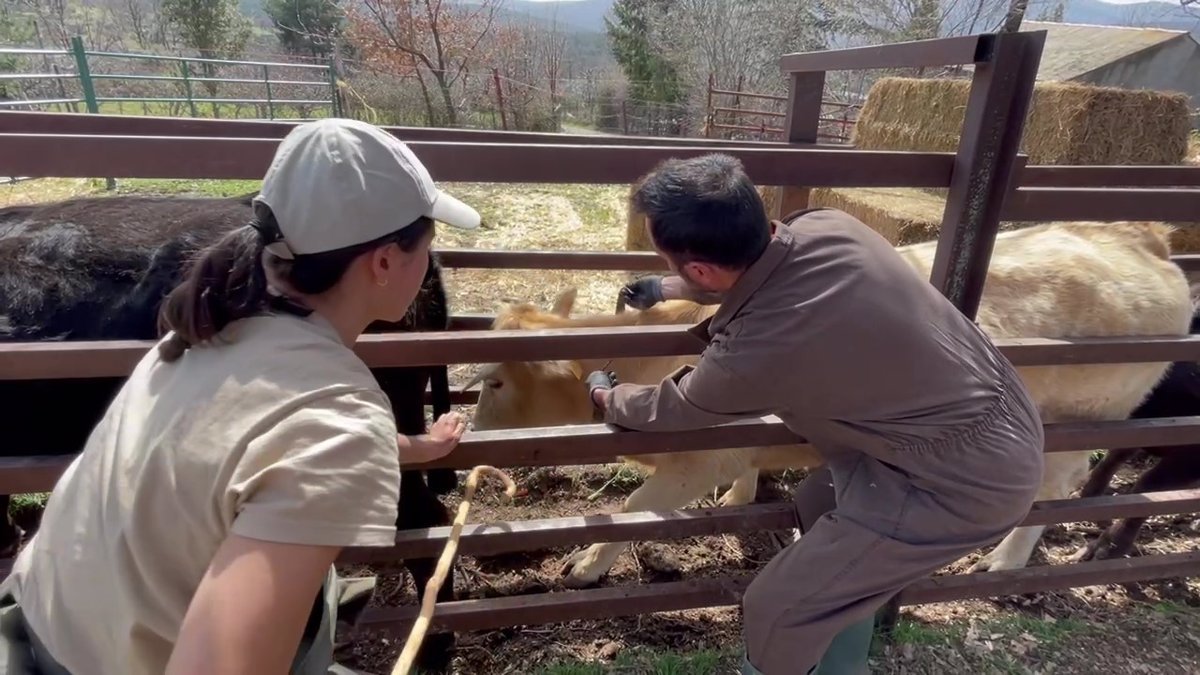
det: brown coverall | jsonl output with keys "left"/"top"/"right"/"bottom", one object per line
{"left": 605, "top": 208, "right": 1045, "bottom": 674}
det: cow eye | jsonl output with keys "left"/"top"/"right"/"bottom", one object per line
{"left": 485, "top": 379, "right": 503, "bottom": 389}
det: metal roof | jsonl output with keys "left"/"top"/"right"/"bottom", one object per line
{"left": 1020, "top": 20, "right": 1193, "bottom": 80}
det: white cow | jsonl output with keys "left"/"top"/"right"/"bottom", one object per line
{"left": 469, "top": 220, "right": 1193, "bottom": 585}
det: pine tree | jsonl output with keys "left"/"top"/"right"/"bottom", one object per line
{"left": 603, "top": 0, "right": 682, "bottom": 104}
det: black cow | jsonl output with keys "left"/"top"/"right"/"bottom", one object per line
{"left": 0, "top": 193, "right": 460, "bottom": 671}
{"left": 1073, "top": 310, "right": 1200, "bottom": 562}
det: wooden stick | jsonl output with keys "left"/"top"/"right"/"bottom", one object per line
{"left": 389, "top": 465, "right": 517, "bottom": 675}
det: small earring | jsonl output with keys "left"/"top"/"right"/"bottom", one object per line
{"left": 378, "top": 278, "right": 389, "bottom": 287}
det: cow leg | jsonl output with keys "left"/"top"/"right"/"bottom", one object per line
{"left": 0, "top": 495, "right": 20, "bottom": 558}
{"left": 717, "top": 468, "right": 760, "bottom": 507}
{"left": 1077, "top": 447, "right": 1141, "bottom": 532}
{"left": 562, "top": 459, "right": 732, "bottom": 588}
{"left": 969, "top": 450, "right": 1091, "bottom": 572}
{"left": 1074, "top": 453, "right": 1200, "bottom": 562}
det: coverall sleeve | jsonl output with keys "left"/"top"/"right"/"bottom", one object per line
{"left": 662, "top": 275, "right": 725, "bottom": 305}
{"left": 603, "top": 340, "right": 774, "bottom": 432}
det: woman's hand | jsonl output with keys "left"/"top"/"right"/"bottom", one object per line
{"left": 398, "top": 412, "right": 467, "bottom": 464}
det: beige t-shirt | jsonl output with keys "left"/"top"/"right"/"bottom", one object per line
{"left": 4, "top": 311, "right": 401, "bottom": 675}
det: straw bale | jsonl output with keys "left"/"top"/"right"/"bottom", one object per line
{"left": 624, "top": 184, "right": 784, "bottom": 251}
{"left": 809, "top": 187, "right": 946, "bottom": 245}
{"left": 853, "top": 77, "right": 1192, "bottom": 166}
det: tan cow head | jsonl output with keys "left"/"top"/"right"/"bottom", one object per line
{"left": 468, "top": 288, "right": 596, "bottom": 431}
{"left": 468, "top": 288, "right": 716, "bottom": 431}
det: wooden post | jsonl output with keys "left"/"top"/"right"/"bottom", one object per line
{"left": 928, "top": 30, "right": 1045, "bottom": 318}
{"left": 621, "top": 99, "right": 629, "bottom": 135}
{"left": 491, "top": 68, "right": 508, "bottom": 131}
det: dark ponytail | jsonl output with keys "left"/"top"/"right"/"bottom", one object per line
{"left": 157, "top": 202, "right": 436, "bottom": 362}
{"left": 157, "top": 223, "right": 270, "bottom": 362}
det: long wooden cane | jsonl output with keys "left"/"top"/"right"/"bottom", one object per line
{"left": 389, "top": 465, "right": 517, "bottom": 675}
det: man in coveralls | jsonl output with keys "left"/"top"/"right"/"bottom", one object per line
{"left": 585, "top": 154, "right": 1045, "bottom": 674}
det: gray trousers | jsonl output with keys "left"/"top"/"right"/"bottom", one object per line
{"left": 742, "top": 381, "right": 1044, "bottom": 674}
{"left": 0, "top": 567, "right": 376, "bottom": 675}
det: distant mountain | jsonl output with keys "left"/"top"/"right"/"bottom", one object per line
{"left": 1060, "top": 0, "right": 1200, "bottom": 35}
{"left": 502, "top": 0, "right": 614, "bottom": 33}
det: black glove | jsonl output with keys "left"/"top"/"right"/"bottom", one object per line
{"left": 620, "top": 276, "right": 665, "bottom": 310}
{"left": 585, "top": 370, "right": 618, "bottom": 408}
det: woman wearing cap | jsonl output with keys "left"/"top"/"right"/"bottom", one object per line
{"left": 0, "top": 118, "right": 482, "bottom": 675}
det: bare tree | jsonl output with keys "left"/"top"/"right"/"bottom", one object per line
{"left": 348, "top": 0, "right": 503, "bottom": 126}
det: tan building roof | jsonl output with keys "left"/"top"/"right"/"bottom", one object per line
{"left": 1021, "top": 20, "right": 1192, "bottom": 80}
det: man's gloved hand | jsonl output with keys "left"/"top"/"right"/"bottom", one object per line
{"left": 620, "top": 276, "right": 665, "bottom": 310}
{"left": 585, "top": 370, "right": 618, "bottom": 408}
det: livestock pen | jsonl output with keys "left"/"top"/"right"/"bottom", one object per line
{"left": 2, "top": 29, "right": 1200, "bottom": 673}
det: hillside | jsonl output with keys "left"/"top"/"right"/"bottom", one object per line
{"left": 1063, "top": 0, "right": 1200, "bottom": 35}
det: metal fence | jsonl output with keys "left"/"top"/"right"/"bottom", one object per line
{"left": 0, "top": 36, "right": 340, "bottom": 120}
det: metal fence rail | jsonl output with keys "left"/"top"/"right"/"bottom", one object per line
{"left": 1, "top": 28, "right": 1200, "bottom": 654}
{"left": 0, "top": 36, "right": 338, "bottom": 119}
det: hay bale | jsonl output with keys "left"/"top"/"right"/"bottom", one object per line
{"left": 853, "top": 77, "right": 1193, "bottom": 166}
{"left": 624, "top": 184, "right": 786, "bottom": 251}
{"left": 809, "top": 187, "right": 946, "bottom": 245}
{"left": 811, "top": 186, "right": 1200, "bottom": 253}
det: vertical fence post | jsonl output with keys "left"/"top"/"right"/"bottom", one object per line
{"left": 179, "top": 61, "right": 198, "bottom": 117}
{"left": 69, "top": 36, "right": 98, "bottom": 115}
{"left": 262, "top": 65, "right": 274, "bottom": 120}
{"left": 771, "top": 69, "right": 826, "bottom": 217}
{"left": 70, "top": 36, "right": 114, "bottom": 190}
{"left": 491, "top": 68, "right": 508, "bottom": 130}
{"left": 928, "top": 30, "right": 1045, "bottom": 318}
{"left": 704, "top": 73, "right": 714, "bottom": 138}
{"left": 326, "top": 56, "right": 342, "bottom": 118}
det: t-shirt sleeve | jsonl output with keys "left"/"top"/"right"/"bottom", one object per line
{"left": 228, "top": 389, "right": 401, "bottom": 548}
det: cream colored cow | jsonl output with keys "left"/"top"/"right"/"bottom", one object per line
{"left": 469, "top": 220, "right": 1193, "bottom": 586}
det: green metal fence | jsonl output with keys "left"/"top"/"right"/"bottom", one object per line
{"left": 0, "top": 36, "right": 341, "bottom": 119}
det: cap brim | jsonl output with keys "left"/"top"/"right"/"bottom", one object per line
{"left": 429, "top": 190, "right": 481, "bottom": 230}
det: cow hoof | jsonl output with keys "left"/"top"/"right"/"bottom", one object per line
{"left": 968, "top": 555, "right": 1023, "bottom": 574}
{"left": 1068, "top": 544, "right": 1098, "bottom": 563}
{"left": 717, "top": 488, "right": 754, "bottom": 508}
{"left": 560, "top": 549, "right": 605, "bottom": 589}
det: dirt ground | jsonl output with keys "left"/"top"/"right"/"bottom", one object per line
{"left": 336, "top": 457, "right": 1200, "bottom": 675}
{"left": 5, "top": 177, "right": 1200, "bottom": 674}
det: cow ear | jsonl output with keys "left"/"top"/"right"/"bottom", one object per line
{"left": 551, "top": 288, "right": 578, "bottom": 317}
{"left": 565, "top": 360, "right": 584, "bottom": 381}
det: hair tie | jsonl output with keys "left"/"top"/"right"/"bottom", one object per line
{"left": 247, "top": 218, "right": 295, "bottom": 260}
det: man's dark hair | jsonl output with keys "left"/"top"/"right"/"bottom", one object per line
{"left": 631, "top": 153, "right": 770, "bottom": 269}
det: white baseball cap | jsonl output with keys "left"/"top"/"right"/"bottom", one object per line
{"left": 253, "top": 118, "right": 480, "bottom": 259}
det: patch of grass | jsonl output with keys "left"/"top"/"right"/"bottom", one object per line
{"left": 113, "top": 178, "right": 262, "bottom": 198}
{"left": 9, "top": 492, "right": 49, "bottom": 513}
{"left": 536, "top": 647, "right": 735, "bottom": 675}
{"left": 890, "top": 619, "right": 964, "bottom": 647}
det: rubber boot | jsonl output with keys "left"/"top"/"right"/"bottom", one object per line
{"left": 740, "top": 611, "right": 876, "bottom": 675}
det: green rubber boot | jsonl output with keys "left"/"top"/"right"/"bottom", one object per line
{"left": 740, "top": 612, "right": 876, "bottom": 675}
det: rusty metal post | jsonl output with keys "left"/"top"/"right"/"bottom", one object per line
{"left": 878, "top": 29, "right": 1046, "bottom": 641}
{"left": 773, "top": 70, "right": 825, "bottom": 217}
{"left": 492, "top": 68, "right": 508, "bottom": 131}
{"left": 928, "top": 30, "right": 1046, "bottom": 319}
{"left": 705, "top": 73, "right": 714, "bottom": 138}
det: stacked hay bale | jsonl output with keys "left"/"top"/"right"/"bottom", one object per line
{"left": 625, "top": 185, "right": 785, "bottom": 251}
{"left": 810, "top": 77, "right": 1197, "bottom": 249}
